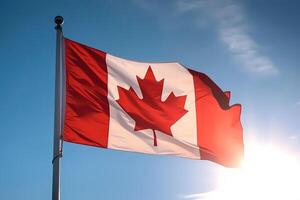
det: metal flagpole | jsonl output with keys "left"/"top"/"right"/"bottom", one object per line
{"left": 52, "top": 15, "right": 64, "bottom": 200}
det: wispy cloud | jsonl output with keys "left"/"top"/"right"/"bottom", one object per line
{"left": 176, "top": 0, "right": 207, "bottom": 13}
{"left": 176, "top": 0, "right": 278, "bottom": 75}
{"left": 132, "top": 0, "right": 278, "bottom": 75}
{"left": 296, "top": 101, "right": 300, "bottom": 106}
{"left": 289, "top": 134, "right": 298, "bottom": 140}
{"left": 182, "top": 191, "right": 217, "bottom": 200}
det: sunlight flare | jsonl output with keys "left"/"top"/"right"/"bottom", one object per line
{"left": 189, "top": 140, "right": 300, "bottom": 200}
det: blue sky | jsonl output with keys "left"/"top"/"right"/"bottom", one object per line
{"left": 0, "top": 0, "right": 300, "bottom": 199}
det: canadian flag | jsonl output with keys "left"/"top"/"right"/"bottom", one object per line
{"left": 63, "top": 38, "right": 244, "bottom": 167}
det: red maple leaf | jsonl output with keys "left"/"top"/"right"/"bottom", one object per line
{"left": 116, "top": 66, "right": 188, "bottom": 146}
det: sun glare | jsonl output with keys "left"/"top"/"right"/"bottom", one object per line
{"left": 198, "top": 140, "right": 300, "bottom": 200}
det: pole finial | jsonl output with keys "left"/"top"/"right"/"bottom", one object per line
{"left": 55, "top": 16, "right": 64, "bottom": 25}
{"left": 54, "top": 16, "right": 64, "bottom": 30}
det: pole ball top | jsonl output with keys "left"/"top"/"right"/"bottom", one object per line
{"left": 55, "top": 16, "right": 64, "bottom": 25}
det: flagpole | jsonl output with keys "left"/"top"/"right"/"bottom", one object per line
{"left": 52, "top": 15, "right": 64, "bottom": 200}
